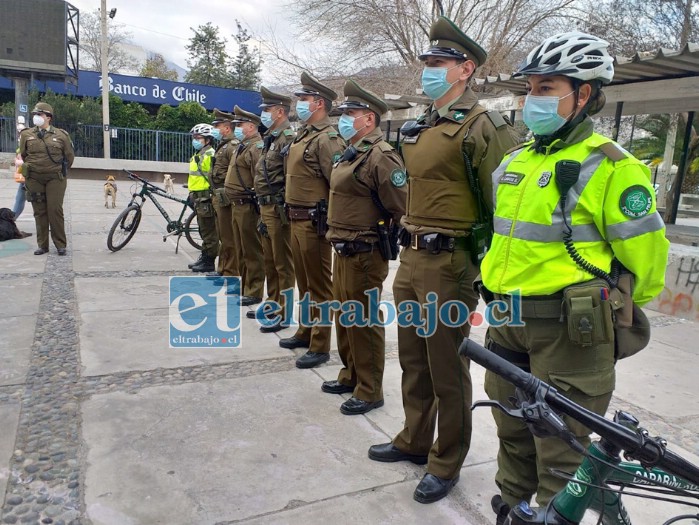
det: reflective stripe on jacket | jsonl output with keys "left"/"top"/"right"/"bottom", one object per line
{"left": 481, "top": 131, "right": 668, "bottom": 306}
{"left": 188, "top": 146, "right": 214, "bottom": 192}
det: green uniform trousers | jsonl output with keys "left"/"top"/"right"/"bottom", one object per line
{"left": 260, "top": 204, "right": 294, "bottom": 310}
{"left": 232, "top": 202, "right": 264, "bottom": 298}
{"left": 333, "top": 249, "right": 388, "bottom": 403}
{"left": 485, "top": 309, "right": 615, "bottom": 507}
{"left": 193, "top": 194, "right": 219, "bottom": 258}
{"left": 212, "top": 197, "right": 238, "bottom": 276}
{"left": 289, "top": 218, "right": 332, "bottom": 354}
{"left": 25, "top": 173, "right": 67, "bottom": 250}
{"left": 392, "top": 246, "right": 478, "bottom": 480}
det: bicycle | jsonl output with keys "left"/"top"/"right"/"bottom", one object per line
{"left": 459, "top": 338, "right": 699, "bottom": 525}
{"left": 107, "top": 169, "right": 202, "bottom": 253}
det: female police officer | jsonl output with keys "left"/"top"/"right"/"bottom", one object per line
{"left": 478, "top": 32, "right": 669, "bottom": 522}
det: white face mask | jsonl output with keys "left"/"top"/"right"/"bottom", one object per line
{"left": 33, "top": 115, "right": 45, "bottom": 127}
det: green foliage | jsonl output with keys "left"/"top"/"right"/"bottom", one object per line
{"left": 229, "top": 20, "right": 261, "bottom": 90}
{"left": 184, "top": 23, "right": 230, "bottom": 87}
{"left": 108, "top": 95, "right": 153, "bottom": 128}
{"left": 153, "top": 102, "right": 211, "bottom": 132}
{"left": 140, "top": 54, "right": 179, "bottom": 81}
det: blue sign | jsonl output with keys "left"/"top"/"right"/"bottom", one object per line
{"left": 0, "top": 70, "right": 262, "bottom": 113}
{"left": 169, "top": 276, "right": 242, "bottom": 348}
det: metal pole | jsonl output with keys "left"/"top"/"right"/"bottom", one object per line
{"left": 669, "top": 111, "right": 695, "bottom": 224}
{"left": 612, "top": 101, "right": 623, "bottom": 142}
{"left": 12, "top": 77, "right": 29, "bottom": 140}
{"left": 100, "top": 0, "right": 111, "bottom": 159}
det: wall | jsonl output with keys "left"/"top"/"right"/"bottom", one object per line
{"left": 647, "top": 244, "right": 699, "bottom": 321}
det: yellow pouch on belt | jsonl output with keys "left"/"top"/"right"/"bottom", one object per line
{"left": 563, "top": 279, "right": 614, "bottom": 347}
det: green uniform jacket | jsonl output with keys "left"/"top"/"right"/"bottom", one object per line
{"left": 211, "top": 136, "right": 237, "bottom": 188}
{"left": 224, "top": 133, "right": 263, "bottom": 199}
{"left": 255, "top": 120, "right": 295, "bottom": 197}
{"left": 19, "top": 126, "right": 75, "bottom": 176}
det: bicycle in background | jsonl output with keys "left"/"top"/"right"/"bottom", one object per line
{"left": 460, "top": 339, "right": 699, "bottom": 525}
{"left": 107, "top": 169, "right": 202, "bottom": 253}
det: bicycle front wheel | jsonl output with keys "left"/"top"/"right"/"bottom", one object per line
{"left": 107, "top": 205, "right": 142, "bottom": 252}
{"left": 184, "top": 211, "right": 203, "bottom": 250}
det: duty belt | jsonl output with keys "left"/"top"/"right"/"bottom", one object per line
{"left": 408, "top": 233, "right": 468, "bottom": 254}
{"left": 232, "top": 197, "right": 256, "bottom": 206}
{"left": 332, "top": 240, "right": 376, "bottom": 257}
{"left": 287, "top": 206, "right": 313, "bottom": 221}
{"left": 258, "top": 193, "right": 284, "bottom": 206}
{"left": 494, "top": 292, "right": 563, "bottom": 319}
{"left": 190, "top": 189, "right": 212, "bottom": 198}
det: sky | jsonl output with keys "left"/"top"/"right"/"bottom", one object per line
{"left": 65, "top": 0, "right": 296, "bottom": 83}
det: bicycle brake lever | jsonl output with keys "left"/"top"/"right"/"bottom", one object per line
{"left": 472, "top": 400, "right": 526, "bottom": 419}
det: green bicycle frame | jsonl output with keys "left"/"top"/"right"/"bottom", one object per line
{"left": 130, "top": 179, "right": 192, "bottom": 232}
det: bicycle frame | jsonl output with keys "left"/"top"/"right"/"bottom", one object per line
{"left": 128, "top": 175, "right": 193, "bottom": 237}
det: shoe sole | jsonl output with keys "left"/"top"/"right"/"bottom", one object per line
{"left": 295, "top": 355, "right": 329, "bottom": 369}
{"left": 413, "top": 476, "right": 459, "bottom": 504}
{"left": 368, "top": 450, "right": 428, "bottom": 465}
{"left": 340, "top": 399, "right": 384, "bottom": 415}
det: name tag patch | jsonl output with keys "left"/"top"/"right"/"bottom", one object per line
{"left": 499, "top": 172, "right": 523, "bottom": 185}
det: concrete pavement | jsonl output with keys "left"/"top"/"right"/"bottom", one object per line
{"left": 1, "top": 178, "right": 698, "bottom": 525}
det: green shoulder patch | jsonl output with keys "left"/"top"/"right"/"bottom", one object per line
{"left": 453, "top": 111, "right": 465, "bottom": 122}
{"left": 256, "top": 141, "right": 264, "bottom": 149}
{"left": 620, "top": 185, "right": 652, "bottom": 218}
{"left": 283, "top": 129, "right": 294, "bottom": 137}
{"left": 327, "top": 131, "right": 339, "bottom": 139}
{"left": 390, "top": 168, "right": 407, "bottom": 188}
{"left": 332, "top": 152, "right": 342, "bottom": 163}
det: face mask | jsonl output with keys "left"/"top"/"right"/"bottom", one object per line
{"left": 522, "top": 92, "right": 575, "bottom": 136}
{"left": 296, "top": 101, "right": 314, "bottom": 122}
{"left": 192, "top": 139, "right": 204, "bottom": 150}
{"left": 211, "top": 128, "right": 222, "bottom": 141}
{"left": 260, "top": 111, "right": 274, "bottom": 129}
{"left": 234, "top": 127, "right": 245, "bottom": 141}
{"left": 338, "top": 114, "right": 370, "bottom": 141}
{"left": 33, "top": 115, "right": 45, "bottom": 127}
{"left": 421, "top": 66, "right": 459, "bottom": 100}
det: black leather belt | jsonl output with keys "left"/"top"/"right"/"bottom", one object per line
{"left": 287, "top": 206, "right": 313, "bottom": 220}
{"left": 493, "top": 292, "right": 563, "bottom": 319}
{"left": 258, "top": 194, "right": 283, "bottom": 206}
{"left": 332, "top": 241, "right": 376, "bottom": 257}
{"left": 406, "top": 233, "right": 467, "bottom": 254}
{"left": 232, "top": 197, "right": 255, "bottom": 206}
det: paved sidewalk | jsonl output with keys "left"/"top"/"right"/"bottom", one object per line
{"left": 1, "top": 178, "right": 698, "bottom": 525}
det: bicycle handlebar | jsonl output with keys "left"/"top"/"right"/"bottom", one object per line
{"left": 122, "top": 169, "right": 161, "bottom": 191}
{"left": 460, "top": 338, "right": 699, "bottom": 486}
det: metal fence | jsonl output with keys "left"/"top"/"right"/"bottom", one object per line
{"left": 0, "top": 116, "right": 191, "bottom": 162}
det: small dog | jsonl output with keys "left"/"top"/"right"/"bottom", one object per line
{"left": 104, "top": 175, "right": 118, "bottom": 208}
{"left": 163, "top": 173, "right": 175, "bottom": 194}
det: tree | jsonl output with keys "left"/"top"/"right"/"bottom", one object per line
{"left": 140, "top": 54, "right": 179, "bottom": 81}
{"left": 154, "top": 101, "right": 210, "bottom": 132}
{"left": 79, "top": 9, "right": 140, "bottom": 73}
{"left": 228, "top": 20, "right": 262, "bottom": 90}
{"left": 108, "top": 95, "right": 154, "bottom": 128}
{"left": 184, "top": 23, "right": 230, "bottom": 87}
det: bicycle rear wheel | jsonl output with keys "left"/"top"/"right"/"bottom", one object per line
{"left": 107, "top": 205, "right": 142, "bottom": 252}
{"left": 184, "top": 211, "right": 203, "bottom": 250}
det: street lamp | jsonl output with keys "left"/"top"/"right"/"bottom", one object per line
{"left": 100, "top": 0, "right": 111, "bottom": 159}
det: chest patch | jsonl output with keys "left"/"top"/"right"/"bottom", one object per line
{"left": 390, "top": 168, "right": 407, "bottom": 188}
{"left": 620, "top": 185, "right": 652, "bottom": 218}
{"left": 537, "top": 171, "right": 552, "bottom": 187}
{"left": 453, "top": 111, "right": 465, "bottom": 122}
{"left": 499, "top": 172, "right": 523, "bottom": 186}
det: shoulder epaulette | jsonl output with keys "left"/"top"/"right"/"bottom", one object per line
{"left": 327, "top": 131, "right": 339, "bottom": 138}
{"left": 283, "top": 129, "right": 294, "bottom": 137}
{"left": 255, "top": 141, "right": 264, "bottom": 149}
{"left": 377, "top": 141, "right": 394, "bottom": 153}
{"left": 485, "top": 110, "right": 507, "bottom": 129}
{"left": 598, "top": 141, "right": 628, "bottom": 162}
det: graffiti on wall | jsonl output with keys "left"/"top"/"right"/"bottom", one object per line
{"left": 650, "top": 256, "right": 699, "bottom": 321}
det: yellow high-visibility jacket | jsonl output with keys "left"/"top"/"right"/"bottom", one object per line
{"left": 481, "top": 119, "right": 668, "bottom": 306}
{"left": 187, "top": 145, "right": 214, "bottom": 192}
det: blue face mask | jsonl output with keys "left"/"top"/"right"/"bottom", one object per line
{"left": 296, "top": 101, "right": 314, "bottom": 122}
{"left": 211, "top": 128, "right": 222, "bottom": 141}
{"left": 260, "top": 111, "right": 274, "bottom": 129}
{"left": 192, "top": 139, "right": 203, "bottom": 150}
{"left": 522, "top": 92, "right": 574, "bottom": 136}
{"left": 234, "top": 127, "right": 245, "bottom": 141}
{"left": 421, "top": 66, "right": 458, "bottom": 100}
{"left": 338, "top": 114, "right": 358, "bottom": 141}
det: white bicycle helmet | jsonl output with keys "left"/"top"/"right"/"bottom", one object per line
{"left": 190, "top": 123, "right": 215, "bottom": 137}
{"left": 515, "top": 31, "right": 614, "bottom": 84}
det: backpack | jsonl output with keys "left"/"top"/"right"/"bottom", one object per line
{"left": 0, "top": 208, "right": 22, "bottom": 241}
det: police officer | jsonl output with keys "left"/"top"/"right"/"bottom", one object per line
{"left": 322, "top": 79, "right": 406, "bottom": 415}
{"left": 479, "top": 32, "right": 669, "bottom": 523}
{"left": 208, "top": 109, "right": 239, "bottom": 278}
{"left": 20, "top": 102, "right": 74, "bottom": 255}
{"left": 187, "top": 123, "right": 219, "bottom": 273}
{"left": 281, "top": 72, "right": 345, "bottom": 369}
{"left": 225, "top": 105, "right": 265, "bottom": 306}
{"left": 252, "top": 87, "right": 296, "bottom": 332}
{"left": 367, "top": 17, "right": 519, "bottom": 503}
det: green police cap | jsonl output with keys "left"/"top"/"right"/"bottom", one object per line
{"left": 294, "top": 71, "right": 338, "bottom": 101}
{"left": 259, "top": 86, "right": 292, "bottom": 108}
{"left": 211, "top": 108, "right": 235, "bottom": 125}
{"left": 32, "top": 102, "right": 54, "bottom": 115}
{"left": 232, "top": 105, "right": 262, "bottom": 126}
{"left": 337, "top": 79, "right": 388, "bottom": 117}
{"left": 418, "top": 16, "right": 487, "bottom": 67}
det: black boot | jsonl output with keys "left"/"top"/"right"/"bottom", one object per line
{"left": 188, "top": 252, "right": 205, "bottom": 269}
{"left": 191, "top": 254, "right": 216, "bottom": 273}
{"left": 492, "top": 495, "right": 511, "bottom": 525}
